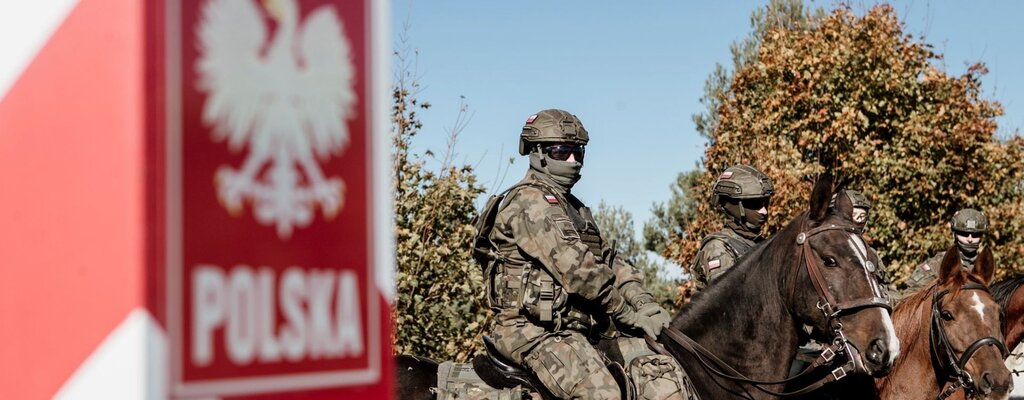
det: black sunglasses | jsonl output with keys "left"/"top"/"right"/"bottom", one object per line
{"left": 742, "top": 198, "right": 770, "bottom": 210}
{"left": 542, "top": 144, "right": 585, "bottom": 162}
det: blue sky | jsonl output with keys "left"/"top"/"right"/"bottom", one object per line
{"left": 392, "top": 1, "right": 1024, "bottom": 246}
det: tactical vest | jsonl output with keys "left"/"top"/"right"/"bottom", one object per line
{"left": 698, "top": 230, "right": 754, "bottom": 260}
{"left": 473, "top": 179, "right": 605, "bottom": 331}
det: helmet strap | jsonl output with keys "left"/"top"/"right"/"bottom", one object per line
{"left": 534, "top": 144, "right": 547, "bottom": 167}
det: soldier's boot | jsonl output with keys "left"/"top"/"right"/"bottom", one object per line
{"left": 523, "top": 332, "right": 621, "bottom": 400}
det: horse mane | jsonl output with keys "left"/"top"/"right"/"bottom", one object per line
{"left": 677, "top": 211, "right": 810, "bottom": 323}
{"left": 888, "top": 273, "right": 982, "bottom": 372}
{"left": 989, "top": 274, "right": 1024, "bottom": 333}
{"left": 990, "top": 275, "right": 1024, "bottom": 313}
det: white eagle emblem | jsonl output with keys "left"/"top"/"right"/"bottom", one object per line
{"left": 196, "top": 0, "right": 355, "bottom": 239}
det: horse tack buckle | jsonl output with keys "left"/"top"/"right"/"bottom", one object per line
{"left": 817, "top": 300, "right": 836, "bottom": 318}
{"left": 831, "top": 366, "right": 847, "bottom": 382}
{"left": 821, "top": 347, "right": 836, "bottom": 363}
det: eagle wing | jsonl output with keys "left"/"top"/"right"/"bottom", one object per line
{"left": 195, "top": 0, "right": 271, "bottom": 152}
{"left": 296, "top": 6, "right": 355, "bottom": 160}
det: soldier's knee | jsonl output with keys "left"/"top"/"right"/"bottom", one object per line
{"left": 523, "top": 333, "right": 619, "bottom": 400}
{"left": 628, "top": 354, "right": 692, "bottom": 400}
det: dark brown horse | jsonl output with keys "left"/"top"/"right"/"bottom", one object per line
{"left": 871, "top": 245, "right": 1011, "bottom": 400}
{"left": 396, "top": 174, "right": 899, "bottom": 399}
{"left": 660, "top": 174, "right": 898, "bottom": 399}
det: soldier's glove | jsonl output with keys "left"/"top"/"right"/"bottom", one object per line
{"left": 635, "top": 303, "right": 671, "bottom": 338}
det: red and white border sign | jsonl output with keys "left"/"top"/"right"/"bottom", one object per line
{"left": 163, "top": 0, "right": 392, "bottom": 397}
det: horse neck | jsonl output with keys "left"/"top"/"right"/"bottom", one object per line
{"left": 673, "top": 244, "right": 799, "bottom": 384}
{"left": 1004, "top": 286, "right": 1024, "bottom": 350}
{"left": 875, "top": 289, "right": 945, "bottom": 400}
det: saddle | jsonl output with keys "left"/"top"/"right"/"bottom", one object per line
{"left": 470, "top": 336, "right": 634, "bottom": 400}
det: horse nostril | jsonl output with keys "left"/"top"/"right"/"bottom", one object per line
{"left": 981, "top": 372, "right": 994, "bottom": 393}
{"left": 868, "top": 339, "right": 887, "bottom": 365}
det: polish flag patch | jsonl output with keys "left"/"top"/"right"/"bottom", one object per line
{"left": 526, "top": 114, "right": 538, "bottom": 124}
{"left": 720, "top": 171, "right": 733, "bottom": 179}
{"left": 708, "top": 259, "right": 721, "bottom": 270}
{"left": 544, "top": 195, "right": 558, "bottom": 204}
{"left": 922, "top": 264, "right": 931, "bottom": 271}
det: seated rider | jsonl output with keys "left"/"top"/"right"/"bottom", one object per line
{"left": 475, "top": 109, "right": 693, "bottom": 400}
{"left": 903, "top": 208, "right": 988, "bottom": 292}
{"left": 689, "top": 165, "right": 774, "bottom": 291}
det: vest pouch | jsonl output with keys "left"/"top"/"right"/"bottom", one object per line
{"left": 492, "top": 262, "right": 526, "bottom": 310}
{"left": 521, "top": 268, "right": 566, "bottom": 323}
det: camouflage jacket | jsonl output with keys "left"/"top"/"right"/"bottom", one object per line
{"left": 904, "top": 251, "right": 974, "bottom": 293}
{"left": 690, "top": 227, "right": 757, "bottom": 291}
{"left": 487, "top": 172, "right": 647, "bottom": 327}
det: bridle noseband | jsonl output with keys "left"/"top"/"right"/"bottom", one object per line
{"left": 932, "top": 282, "right": 1009, "bottom": 400}
{"left": 795, "top": 223, "right": 893, "bottom": 378}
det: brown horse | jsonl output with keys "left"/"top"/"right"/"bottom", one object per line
{"left": 659, "top": 173, "right": 898, "bottom": 399}
{"left": 396, "top": 174, "right": 899, "bottom": 399}
{"left": 989, "top": 274, "right": 1024, "bottom": 354}
{"left": 873, "top": 245, "right": 1011, "bottom": 400}
{"left": 943, "top": 274, "right": 1024, "bottom": 400}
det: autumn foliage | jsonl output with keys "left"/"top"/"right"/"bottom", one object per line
{"left": 667, "top": 5, "right": 1024, "bottom": 285}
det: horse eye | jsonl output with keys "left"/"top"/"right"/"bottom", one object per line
{"left": 823, "top": 256, "right": 838, "bottom": 267}
{"left": 941, "top": 310, "right": 955, "bottom": 321}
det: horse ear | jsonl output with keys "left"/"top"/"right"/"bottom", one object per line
{"left": 972, "top": 247, "right": 996, "bottom": 285}
{"left": 835, "top": 175, "right": 853, "bottom": 193}
{"left": 937, "top": 244, "right": 964, "bottom": 284}
{"left": 808, "top": 171, "right": 835, "bottom": 222}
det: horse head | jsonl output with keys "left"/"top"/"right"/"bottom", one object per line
{"left": 930, "top": 245, "right": 1011, "bottom": 399}
{"left": 782, "top": 173, "right": 899, "bottom": 377}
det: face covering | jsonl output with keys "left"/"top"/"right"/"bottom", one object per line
{"left": 956, "top": 236, "right": 980, "bottom": 265}
{"left": 742, "top": 206, "right": 767, "bottom": 231}
{"left": 722, "top": 201, "right": 764, "bottom": 239}
{"left": 529, "top": 151, "right": 582, "bottom": 190}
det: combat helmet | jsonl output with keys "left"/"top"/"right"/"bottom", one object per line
{"left": 714, "top": 165, "right": 774, "bottom": 234}
{"left": 518, "top": 109, "right": 589, "bottom": 155}
{"left": 831, "top": 189, "right": 871, "bottom": 230}
{"left": 951, "top": 208, "right": 988, "bottom": 234}
{"left": 713, "top": 165, "right": 774, "bottom": 199}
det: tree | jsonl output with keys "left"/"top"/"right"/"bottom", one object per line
{"left": 391, "top": 31, "right": 489, "bottom": 362}
{"left": 595, "top": 202, "right": 680, "bottom": 313}
{"left": 644, "top": 170, "right": 701, "bottom": 257}
{"left": 668, "top": 4, "right": 1024, "bottom": 286}
{"left": 651, "top": 0, "right": 820, "bottom": 272}
{"left": 692, "top": 0, "right": 822, "bottom": 141}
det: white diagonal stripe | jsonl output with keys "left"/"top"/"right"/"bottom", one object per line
{"left": 0, "top": 1, "right": 80, "bottom": 101}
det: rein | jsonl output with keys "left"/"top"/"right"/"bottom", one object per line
{"left": 656, "top": 223, "right": 892, "bottom": 398}
{"left": 932, "top": 282, "right": 1009, "bottom": 400}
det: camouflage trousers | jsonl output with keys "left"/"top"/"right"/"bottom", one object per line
{"left": 491, "top": 313, "right": 693, "bottom": 400}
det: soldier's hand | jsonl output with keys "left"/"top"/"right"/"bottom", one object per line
{"left": 636, "top": 303, "right": 671, "bottom": 337}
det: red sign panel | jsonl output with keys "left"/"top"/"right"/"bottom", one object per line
{"left": 164, "top": 0, "right": 384, "bottom": 397}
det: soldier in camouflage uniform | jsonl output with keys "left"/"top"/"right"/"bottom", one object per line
{"left": 475, "top": 109, "right": 692, "bottom": 400}
{"left": 904, "top": 208, "right": 988, "bottom": 292}
{"left": 689, "top": 165, "right": 774, "bottom": 291}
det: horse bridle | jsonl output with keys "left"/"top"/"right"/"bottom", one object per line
{"left": 655, "top": 222, "right": 893, "bottom": 398}
{"left": 932, "top": 282, "right": 1009, "bottom": 400}
{"left": 794, "top": 223, "right": 893, "bottom": 379}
